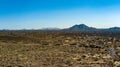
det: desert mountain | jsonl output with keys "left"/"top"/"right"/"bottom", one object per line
{"left": 68, "top": 24, "right": 96, "bottom": 31}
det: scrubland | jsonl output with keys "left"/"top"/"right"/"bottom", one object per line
{"left": 0, "top": 31, "right": 120, "bottom": 67}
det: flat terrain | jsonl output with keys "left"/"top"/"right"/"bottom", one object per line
{"left": 0, "top": 31, "right": 120, "bottom": 67}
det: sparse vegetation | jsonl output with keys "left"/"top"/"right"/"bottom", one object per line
{"left": 0, "top": 30, "right": 120, "bottom": 67}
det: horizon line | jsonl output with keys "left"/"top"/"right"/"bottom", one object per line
{"left": 0, "top": 24, "right": 119, "bottom": 30}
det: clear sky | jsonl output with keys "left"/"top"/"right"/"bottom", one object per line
{"left": 0, "top": 0, "right": 120, "bottom": 29}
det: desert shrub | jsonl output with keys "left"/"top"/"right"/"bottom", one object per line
{"left": 7, "top": 66, "right": 12, "bottom": 67}
{"left": 41, "top": 42, "right": 49, "bottom": 45}
{"left": 18, "top": 65, "right": 23, "bottom": 67}
{"left": 70, "top": 43, "right": 77, "bottom": 46}
{"left": 117, "top": 65, "right": 120, "bottom": 67}
{"left": 55, "top": 43, "right": 61, "bottom": 46}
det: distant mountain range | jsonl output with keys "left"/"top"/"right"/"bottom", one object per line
{"left": 67, "top": 24, "right": 96, "bottom": 31}
{"left": 2, "top": 24, "right": 119, "bottom": 32}
{"left": 41, "top": 27, "right": 60, "bottom": 30}
{"left": 67, "top": 24, "right": 120, "bottom": 31}
{"left": 64, "top": 24, "right": 120, "bottom": 33}
{"left": 43, "top": 24, "right": 120, "bottom": 32}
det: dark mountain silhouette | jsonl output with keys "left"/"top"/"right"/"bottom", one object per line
{"left": 40, "top": 24, "right": 120, "bottom": 33}
{"left": 68, "top": 24, "right": 96, "bottom": 31}
{"left": 41, "top": 27, "right": 60, "bottom": 30}
{"left": 66, "top": 24, "right": 96, "bottom": 31}
{"left": 62, "top": 24, "right": 120, "bottom": 34}
{"left": 1, "top": 24, "right": 119, "bottom": 32}
{"left": 109, "top": 27, "right": 120, "bottom": 31}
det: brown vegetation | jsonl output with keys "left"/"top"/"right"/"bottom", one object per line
{"left": 0, "top": 30, "right": 120, "bottom": 67}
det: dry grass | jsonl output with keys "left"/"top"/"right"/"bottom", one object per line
{"left": 0, "top": 31, "right": 120, "bottom": 67}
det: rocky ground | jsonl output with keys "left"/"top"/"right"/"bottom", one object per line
{"left": 0, "top": 31, "right": 120, "bottom": 67}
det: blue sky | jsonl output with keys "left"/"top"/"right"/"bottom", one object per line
{"left": 0, "top": 0, "right": 120, "bottom": 29}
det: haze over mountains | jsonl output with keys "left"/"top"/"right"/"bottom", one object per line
{"left": 1, "top": 24, "right": 120, "bottom": 32}
{"left": 42, "top": 24, "right": 120, "bottom": 32}
{"left": 67, "top": 24, "right": 120, "bottom": 31}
